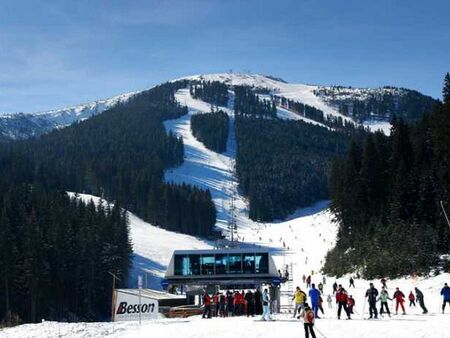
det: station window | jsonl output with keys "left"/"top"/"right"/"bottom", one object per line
{"left": 243, "top": 254, "right": 255, "bottom": 274}
{"left": 215, "top": 254, "right": 227, "bottom": 274}
{"left": 228, "top": 254, "right": 242, "bottom": 274}
{"left": 174, "top": 255, "right": 185, "bottom": 275}
{"left": 255, "top": 253, "right": 269, "bottom": 273}
{"left": 201, "top": 255, "right": 215, "bottom": 275}
{"left": 188, "top": 254, "right": 201, "bottom": 275}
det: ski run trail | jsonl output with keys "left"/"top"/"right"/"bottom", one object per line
{"left": 2, "top": 84, "right": 449, "bottom": 338}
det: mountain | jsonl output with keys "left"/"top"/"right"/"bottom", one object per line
{"left": 0, "top": 73, "right": 437, "bottom": 139}
{"left": 0, "top": 91, "right": 138, "bottom": 139}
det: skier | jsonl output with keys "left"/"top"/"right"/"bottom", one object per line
{"left": 332, "top": 281, "right": 338, "bottom": 294}
{"left": 347, "top": 295, "right": 355, "bottom": 314}
{"left": 318, "top": 295, "right": 325, "bottom": 315}
{"left": 380, "top": 278, "right": 387, "bottom": 289}
{"left": 414, "top": 287, "right": 428, "bottom": 314}
{"left": 365, "top": 283, "right": 379, "bottom": 319}
{"left": 349, "top": 277, "right": 355, "bottom": 288}
{"left": 441, "top": 283, "right": 450, "bottom": 313}
{"left": 393, "top": 287, "right": 406, "bottom": 315}
{"left": 327, "top": 294, "right": 333, "bottom": 309}
{"left": 226, "top": 290, "right": 234, "bottom": 316}
{"left": 308, "top": 283, "right": 321, "bottom": 318}
{"left": 219, "top": 292, "right": 226, "bottom": 317}
{"left": 292, "top": 286, "right": 307, "bottom": 318}
{"left": 306, "top": 275, "right": 312, "bottom": 288}
{"left": 302, "top": 275, "right": 307, "bottom": 284}
{"left": 408, "top": 291, "right": 416, "bottom": 307}
{"left": 378, "top": 286, "right": 392, "bottom": 317}
{"left": 241, "top": 290, "right": 246, "bottom": 315}
{"left": 318, "top": 282, "right": 324, "bottom": 294}
{"left": 322, "top": 276, "right": 326, "bottom": 285}
{"left": 245, "top": 290, "right": 255, "bottom": 317}
{"left": 303, "top": 303, "right": 317, "bottom": 338}
{"left": 262, "top": 288, "right": 271, "bottom": 321}
{"left": 213, "top": 292, "right": 220, "bottom": 317}
{"left": 254, "top": 288, "right": 263, "bottom": 315}
{"left": 202, "top": 290, "right": 212, "bottom": 319}
{"left": 336, "top": 285, "right": 351, "bottom": 320}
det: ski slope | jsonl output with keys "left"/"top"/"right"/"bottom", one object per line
{"left": 179, "top": 73, "right": 353, "bottom": 125}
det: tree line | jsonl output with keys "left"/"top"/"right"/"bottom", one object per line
{"left": 190, "top": 80, "right": 229, "bottom": 106}
{"left": 191, "top": 110, "right": 229, "bottom": 153}
{"left": 324, "top": 74, "right": 450, "bottom": 278}
{"left": 0, "top": 177, "right": 131, "bottom": 323}
{"left": 235, "top": 116, "right": 354, "bottom": 221}
{"left": 234, "top": 86, "right": 277, "bottom": 118}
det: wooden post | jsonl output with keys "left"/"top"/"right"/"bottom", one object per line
{"left": 109, "top": 272, "right": 121, "bottom": 322}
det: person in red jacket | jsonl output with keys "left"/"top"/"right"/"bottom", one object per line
{"left": 303, "top": 303, "right": 317, "bottom": 338}
{"left": 213, "top": 292, "right": 220, "bottom": 317}
{"left": 240, "top": 290, "right": 246, "bottom": 315}
{"left": 233, "top": 291, "right": 240, "bottom": 316}
{"left": 202, "top": 290, "right": 212, "bottom": 319}
{"left": 408, "top": 291, "right": 416, "bottom": 307}
{"left": 336, "top": 285, "right": 351, "bottom": 320}
{"left": 393, "top": 287, "right": 406, "bottom": 315}
{"left": 347, "top": 295, "right": 355, "bottom": 314}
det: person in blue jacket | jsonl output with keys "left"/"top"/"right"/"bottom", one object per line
{"left": 441, "top": 283, "right": 450, "bottom": 313}
{"left": 309, "top": 283, "right": 321, "bottom": 318}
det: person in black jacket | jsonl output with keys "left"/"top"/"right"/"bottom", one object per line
{"left": 245, "top": 290, "right": 255, "bottom": 317}
{"left": 414, "top": 287, "right": 428, "bottom": 314}
{"left": 365, "top": 283, "right": 379, "bottom": 319}
{"left": 254, "top": 287, "right": 263, "bottom": 315}
{"left": 226, "top": 291, "right": 234, "bottom": 316}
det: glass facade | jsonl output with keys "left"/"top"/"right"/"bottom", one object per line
{"left": 173, "top": 252, "right": 269, "bottom": 276}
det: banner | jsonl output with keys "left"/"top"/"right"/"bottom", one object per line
{"left": 113, "top": 290, "right": 159, "bottom": 322}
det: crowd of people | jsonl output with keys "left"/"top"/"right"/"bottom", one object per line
{"left": 200, "top": 276, "right": 450, "bottom": 338}
{"left": 291, "top": 277, "right": 450, "bottom": 338}
{"left": 201, "top": 288, "right": 270, "bottom": 319}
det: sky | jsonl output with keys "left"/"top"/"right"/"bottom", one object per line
{"left": 0, "top": 0, "right": 449, "bottom": 113}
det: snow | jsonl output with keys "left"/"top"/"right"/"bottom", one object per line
{"left": 363, "top": 119, "right": 392, "bottom": 135}
{"left": 276, "top": 106, "right": 330, "bottom": 129}
{"left": 178, "top": 73, "right": 353, "bottom": 125}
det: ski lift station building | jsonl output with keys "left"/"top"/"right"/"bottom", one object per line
{"left": 164, "top": 248, "right": 284, "bottom": 307}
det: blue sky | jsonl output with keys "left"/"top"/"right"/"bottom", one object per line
{"left": 0, "top": 0, "right": 449, "bottom": 113}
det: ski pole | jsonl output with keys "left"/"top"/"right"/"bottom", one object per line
{"left": 361, "top": 298, "right": 366, "bottom": 319}
{"left": 315, "top": 326, "right": 328, "bottom": 338}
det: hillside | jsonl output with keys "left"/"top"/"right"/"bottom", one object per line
{"left": 0, "top": 73, "right": 437, "bottom": 139}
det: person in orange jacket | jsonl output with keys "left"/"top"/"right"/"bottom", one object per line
{"left": 393, "top": 287, "right": 406, "bottom": 315}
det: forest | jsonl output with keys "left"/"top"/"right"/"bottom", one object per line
{"left": 324, "top": 74, "right": 450, "bottom": 278}
{"left": 235, "top": 116, "right": 354, "bottom": 221}
{"left": 234, "top": 85, "right": 277, "bottom": 118}
{"left": 189, "top": 80, "right": 229, "bottom": 106}
{"left": 191, "top": 110, "right": 229, "bottom": 153}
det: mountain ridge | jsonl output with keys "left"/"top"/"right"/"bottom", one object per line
{"left": 0, "top": 72, "right": 437, "bottom": 139}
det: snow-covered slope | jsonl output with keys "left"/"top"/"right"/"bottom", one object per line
{"left": 179, "top": 73, "right": 353, "bottom": 125}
